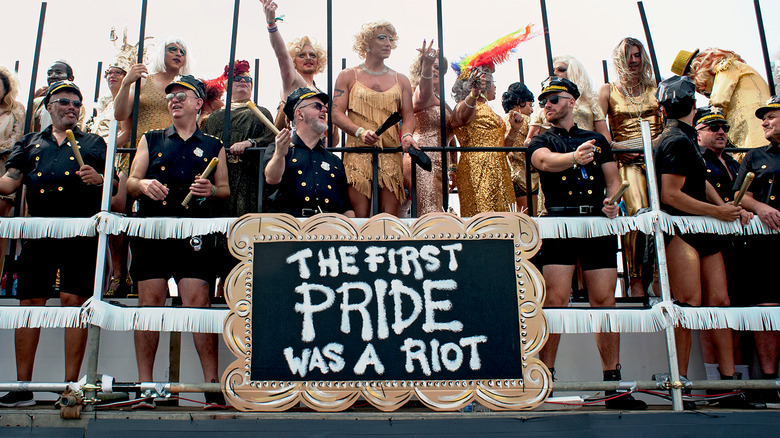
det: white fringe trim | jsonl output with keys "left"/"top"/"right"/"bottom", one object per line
{"left": 545, "top": 305, "right": 668, "bottom": 334}
{"left": 0, "top": 216, "right": 98, "bottom": 239}
{"left": 0, "top": 305, "right": 87, "bottom": 329}
{"left": 674, "top": 306, "right": 780, "bottom": 331}
{"left": 85, "top": 300, "right": 227, "bottom": 333}
{"left": 535, "top": 213, "right": 655, "bottom": 239}
{"left": 95, "top": 212, "right": 234, "bottom": 238}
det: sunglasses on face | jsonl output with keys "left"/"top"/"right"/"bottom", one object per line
{"left": 166, "top": 45, "right": 186, "bottom": 56}
{"left": 51, "top": 98, "right": 82, "bottom": 108}
{"left": 538, "top": 95, "right": 571, "bottom": 106}
{"left": 299, "top": 101, "right": 327, "bottom": 111}
{"left": 698, "top": 124, "right": 730, "bottom": 133}
{"left": 104, "top": 69, "right": 125, "bottom": 78}
{"left": 165, "top": 92, "right": 197, "bottom": 102}
{"left": 233, "top": 76, "right": 252, "bottom": 83}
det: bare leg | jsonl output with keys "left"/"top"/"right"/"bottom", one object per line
{"left": 348, "top": 186, "right": 371, "bottom": 218}
{"left": 179, "top": 278, "right": 219, "bottom": 383}
{"left": 14, "top": 298, "right": 46, "bottom": 381}
{"left": 700, "top": 251, "right": 734, "bottom": 376}
{"left": 666, "top": 236, "right": 702, "bottom": 376}
{"left": 60, "top": 292, "right": 89, "bottom": 381}
{"left": 583, "top": 268, "right": 619, "bottom": 370}
{"left": 134, "top": 279, "right": 168, "bottom": 381}
{"left": 539, "top": 264, "right": 576, "bottom": 369}
{"left": 379, "top": 187, "right": 400, "bottom": 216}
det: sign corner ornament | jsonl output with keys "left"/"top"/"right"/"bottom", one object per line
{"left": 222, "top": 212, "right": 550, "bottom": 411}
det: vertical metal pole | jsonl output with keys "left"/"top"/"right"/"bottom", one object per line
{"left": 128, "top": 0, "right": 148, "bottom": 149}
{"left": 23, "top": 2, "right": 46, "bottom": 135}
{"left": 637, "top": 1, "right": 661, "bottom": 85}
{"left": 253, "top": 59, "right": 260, "bottom": 104}
{"left": 436, "top": 0, "right": 448, "bottom": 212}
{"left": 641, "top": 120, "right": 682, "bottom": 411}
{"left": 340, "top": 58, "right": 346, "bottom": 148}
{"left": 602, "top": 60, "right": 610, "bottom": 84}
{"left": 222, "top": 0, "right": 241, "bottom": 148}
{"left": 539, "top": 0, "right": 554, "bottom": 76}
{"left": 14, "top": 61, "right": 19, "bottom": 73}
{"left": 753, "top": 0, "right": 776, "bottom": 92}
{"left": 84, "top": 119, "right": 119, "bottom": 409}
{"left": 326, "top": 0, "right": 333, "bottom": 147}
{"left": 411, "top": 163, "right": 418, "bottom": 217}
{"left": 93, "top": 61, "right": 103, "bottom": 118}
{"left": 257, "top": 149, "right": 265, "bottom": 212}
{"left": 517, "top": 58, "right": 524, "bottom": 83}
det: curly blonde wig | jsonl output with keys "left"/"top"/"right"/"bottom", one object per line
{"left": 287, "top": 36, "right": 327, "bottom": 74}
{"left": 353, "top": 20, "right": 398, "bottom": 60}
{"left": 689, "top": 48, "right": 745, "bottom": 94}
{"left": 0, "top": 66, "right": 20, "bottom": 111}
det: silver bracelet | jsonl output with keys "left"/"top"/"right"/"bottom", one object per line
{"left": 463, "top": 99, "right": 476, "bottom": 109}
{"left": 421, "top": 71, "right": 433, "bottom": 80}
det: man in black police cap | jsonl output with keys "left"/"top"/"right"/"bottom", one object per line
{"left": 528, "top": 77, "right": 646, "bottom": 410}
{"left": 0, "top": 81, "right": 110, "bottom": 407}
{"left": 264, "top": 87, "right": 354, "bottom": 217}
{"left": 654, "top": 75, "right": 752, "bottom": 409}
{"left": 127, "top": 74, "right": 229, "bottom": 409}
{"left": 731, "top": 95, "right": 780, "bottom": 403}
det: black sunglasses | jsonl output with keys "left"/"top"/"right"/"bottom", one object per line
{"left": 538, "top": 95, "right": 571, "bottom": 106}
{"left": 165, "top": 92, "right": 198, "bottom": 102}
{"left": 299, "top": 101, "right": 327, "bottom": 111}
{"left": 698, "top": 124, "right": 730, "bottom": 133}
{"left": 233, "top": 76, "right": 252, "bottom": 83}
{"left": 51, "top": 98, "right": 82, "bottom": 108}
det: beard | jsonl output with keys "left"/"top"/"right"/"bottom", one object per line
{"left": 305, "top": 113, "right": 328, "bottom": 135}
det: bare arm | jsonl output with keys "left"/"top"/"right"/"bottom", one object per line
{"left": 331, "top": 70, "right": 360, "bottom": 139}
{"left": 0, "top": 168, "right": 23, "bottom": 195}
{"left": 741, "top": 192, "right": 780, "bottom": 230}
{"left": 261, "top": 0, "right": 305, "bottom": 96}
{"left": 265, "top": 128, "right": 291, "bottom": 185}
{"left": 398, "top": 73, "right": 418, "bottom": 152}
{"left": 113, "top": 64, "right": 148, "bottom": 121}
{"left": 531, "top": 139, "right": 597, "bottom": 173}
{"left": 126, "top": 135, "right": 168, "bottom": 200}
{"left": 598, "top": 83, "right": 611, "bottom": 122}
{"left": 661, "top": 173, "right": 741, "bottom": 221}
{"left": 594, "top": 120, "right": 612, "bottom": 144}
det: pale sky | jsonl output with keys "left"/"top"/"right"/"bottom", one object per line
{"left": 3, "top": 0, "right": 779, "bottom": 115}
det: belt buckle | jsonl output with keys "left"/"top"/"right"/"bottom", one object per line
{"left": 301, "top": 208, "right": 317, "bottom": 217}
{"left": 579, "top": 206, "right": 590, "bottom": 215}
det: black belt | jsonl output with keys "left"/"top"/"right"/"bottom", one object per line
{"left": 547, "top": 206, "right": 598, "bottom": 216}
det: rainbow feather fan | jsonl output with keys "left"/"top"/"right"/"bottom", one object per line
{"left": 451, "top": 24, "right": 540, "bottom": 78}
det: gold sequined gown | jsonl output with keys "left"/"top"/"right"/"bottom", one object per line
{"left": 117, "top": 74, "right": 172, "bottom": 173}
{"left": 344, "top": 73, "right": 405, "bottom": 202}
{"left": 504, "top": 112, "right": 538, "bottom": 195}
{"left": 607, "top": 83, "right": 663, "bottom": 279}
{"left": 403, "top": 105, "right": 454, "bottom": 215}
{"left": 453, "top": 101, "right": 514, "bottom": 217}
{"left": 709, "top": 58, "right": 771, "bottom": 150}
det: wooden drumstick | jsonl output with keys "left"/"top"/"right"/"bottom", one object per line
{"left": 182, "top": 157, "right": 219, "bottom": 208}
{"left": 65, "top": 129, "right": 85, "bottom": 167}
{"left": 608, "top": 181, "right": 631, "bottom": 205}
{"left": 246, "top": 101, "right": 280, "bottom": 135}
{"left": 733, "top": 172, "right": 755, "bottom": 206}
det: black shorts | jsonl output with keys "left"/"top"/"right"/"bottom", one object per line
{"left": 16, "top": 237, "right": 98, "bottom": 300}
{"left": 535, "top": 235, "right": 618, "bottom": 270}
{"left": 130, "top": 235, "right": 217, "bottom": 282}
{"left": 664, "top": 231, "right": 722, "bottom": 257}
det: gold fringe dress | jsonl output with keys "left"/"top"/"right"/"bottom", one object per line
{"left": 344, "top": 72, "right": 405, "bottom": 202}
{"left": 453, "top": 101, "right": 514, "bottom": 217}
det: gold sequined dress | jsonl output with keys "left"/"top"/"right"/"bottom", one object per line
{"left": 505, "top": 112, "right": 536, "bottom": 197}
{"left": 344, "top": 72, "right": 404, "bottom": 202}
{"left": 402, "top": 105, "right": 454, "bottom": 215}
{"left": 710, "top": 58, "right": 771, "bottom": 150}
{"left": 453, "top": 101, "right": 514, "bottom": 217}
{"left": 118, "top": 74, "right": 172, "bottom": 173}
{"left": 607, "top": 83, "right": 663, "bottom": 279}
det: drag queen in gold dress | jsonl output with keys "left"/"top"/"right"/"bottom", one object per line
{"left": 451, "top": 66, "right": 518, "bottom": 217}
